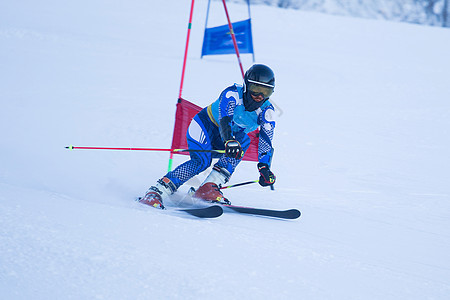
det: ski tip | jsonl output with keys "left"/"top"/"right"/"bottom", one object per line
{"left": 224, "top": 205, "right": 301, "bottom": 220}
{"left": 288, "top": 209, "right": 301, "bottom": 219}
{"left": 207, "top": 205, "right": 224, "bottom": 216}
{"left": 180, "top": 205, "right": 223, "bottom": 218}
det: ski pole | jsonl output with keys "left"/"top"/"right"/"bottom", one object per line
{"left": 65, "top": 145, "right": 225, "bottom": 154}
{"left": 221, "top": 180, "right": 258, "bottom": 190}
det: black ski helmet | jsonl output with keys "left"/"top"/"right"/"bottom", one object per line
{"left": 243, "top": 64, "right": 275, "bottom": 111}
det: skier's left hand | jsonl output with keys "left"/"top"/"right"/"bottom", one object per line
{"left": 258, "top": 163, "right": 276, "bottom": 186}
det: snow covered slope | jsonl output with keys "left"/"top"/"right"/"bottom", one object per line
{"left": 1, "top": 0, "right": 449, "bottom": 299}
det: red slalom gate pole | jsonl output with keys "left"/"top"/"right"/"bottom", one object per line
{"left": 66, "top": 146, "right": 175, "bottom": 151}
{"left": 178, "top": 0, "right": 196, "bottom": 99}
{"left": 65, "top": 145, "right": 225, "bottom": 154}
{"left": 170, "top": 0, "right": 196, "bottom": 172}
{"left": 221, "top": 0, "right": 245, "bottom": 79}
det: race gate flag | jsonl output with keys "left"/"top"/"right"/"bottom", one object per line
{"left": 170, "top": 98, "right": 259, "bottom": 162}
{"left": 201, "top": 19, "right": 254, "bottom": 57}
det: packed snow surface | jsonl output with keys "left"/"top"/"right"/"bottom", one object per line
{"left": 1, "top": 1, "right": 449, "bottom": 299}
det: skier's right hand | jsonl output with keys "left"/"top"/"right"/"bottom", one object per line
{"left": 225, "top": 140, "right": 244, "bottom": 159}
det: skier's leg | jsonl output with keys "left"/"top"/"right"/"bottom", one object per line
{"left": 140, "top": 114, "right": 213, "bottom": 208}
{"left": 164, "top": 114, "right": 213, "bottom": 188}
{"left": 194, "top": 131, "right": 251, "bottom": 203}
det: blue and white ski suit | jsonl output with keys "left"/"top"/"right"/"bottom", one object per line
{"left": 165, "top": 84, "right": 276, "bottom": 189}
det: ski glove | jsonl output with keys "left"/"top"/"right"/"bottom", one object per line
{"left": 225, "top": 140, "right": 244, "bottom": 159}
{"left": 258, "top": 163, "right": 276, "bottom": 187}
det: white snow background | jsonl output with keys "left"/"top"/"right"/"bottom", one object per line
{"left": 1, "top": 0, "right": 450, "bottom": 299}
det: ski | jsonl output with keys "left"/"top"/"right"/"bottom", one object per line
{"left": 221, "top": 204, "right": 301, "bottom": 220}
{"left": 178, "top": 205, "right": 223, "bottom": 218}
{"left": 188, "top": 187, "right": 301, "bottom": 219}
{"left": 137, "top": 197, "right": 223, "bottom": 218}
{"left": 137, "top": 193, "right": 300, "bottom": 219}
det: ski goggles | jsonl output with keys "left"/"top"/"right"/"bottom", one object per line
{"left": 247, "top": 80, "right": 274, "bottom": 100}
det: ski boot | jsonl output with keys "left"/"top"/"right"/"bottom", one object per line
{"left": 140, "top": 177, "right": 176, "bottom": 209}
{"left": 194, "top": 166, "right": 231, "bottom": 205}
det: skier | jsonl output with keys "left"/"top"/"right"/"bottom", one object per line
{"left": 140, "top": 64, "right": 277, "bottom": 209}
